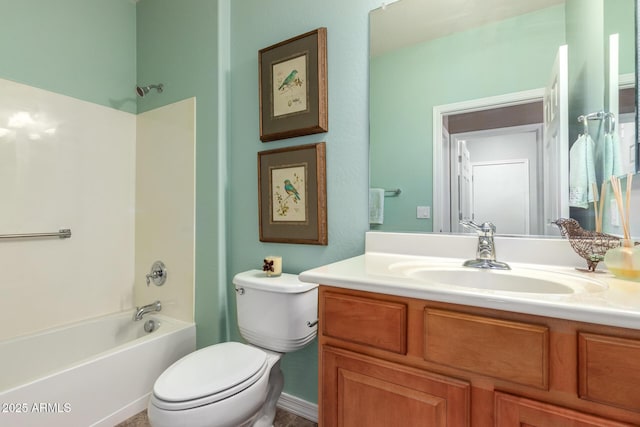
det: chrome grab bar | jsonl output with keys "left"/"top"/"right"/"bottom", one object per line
{"left": 0, "top": 229, "right": 72, "bottom": 240}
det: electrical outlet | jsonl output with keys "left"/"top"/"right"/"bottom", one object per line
{"left": 417, "top": 206, "right": 431, "bottom": 219}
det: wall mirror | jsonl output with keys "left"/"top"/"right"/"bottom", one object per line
{"left": 369, "top": 0, "right": 637, "bottom": 236}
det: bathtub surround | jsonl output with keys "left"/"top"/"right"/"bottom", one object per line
{"left": 0, "top": 77, "right": 196, "bottom": 342}
{"left": 0, "top": 78, "right": 136, "bottom": 341}
{"left": 134, "top": 98, "right": 196, "bottom": 322}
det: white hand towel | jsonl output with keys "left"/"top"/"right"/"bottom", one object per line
{"left": 369, "top": 188, "right": 385, "bottom": 224}
{"left": 569, "top": 134, "right": 597, "bottom": 209}
{"left": 610, "top": 131, "right": 624, "bottom": 178}
{"left": 602, "top": 132, "right": 614, "bottom": 181}
{"left": 601, "top": 132, "right": 624, "bottom": 181}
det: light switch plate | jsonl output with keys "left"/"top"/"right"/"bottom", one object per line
{"left": 417, "top": 206, "right": 431, "bottom": 219}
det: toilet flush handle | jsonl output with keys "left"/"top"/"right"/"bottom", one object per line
{"left": 307, "top": 320, "right": 318, "bottom": 328}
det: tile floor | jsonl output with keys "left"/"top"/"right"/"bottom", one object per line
{"left": 115, "top": 408, "right": 317, "bottom": 427}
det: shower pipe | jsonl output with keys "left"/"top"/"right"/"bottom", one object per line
{"left": 0, "top": 228, "right": 72, "bottom": 240}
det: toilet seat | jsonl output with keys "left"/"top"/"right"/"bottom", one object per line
{"left": 151, "top": 342, "right": 268, "bottom": 411}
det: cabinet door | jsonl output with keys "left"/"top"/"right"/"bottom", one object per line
{"left": 495, "top": 392, "right": 633, "bottom": 427}
{"left": 321, "top": 346, "right": 469, "bottom": 427}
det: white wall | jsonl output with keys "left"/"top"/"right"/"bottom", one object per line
{"left": 0, "top": 78, "right": 136, "bottom": 341}
{"left": 134, "top": 98, "right": 196, "bottom": 322}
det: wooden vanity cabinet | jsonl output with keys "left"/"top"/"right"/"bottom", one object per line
{"left": 318, "top": 285, "right": 640, "bottom": 426}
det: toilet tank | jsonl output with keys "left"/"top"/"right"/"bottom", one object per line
{"left": 233, "top": 270, "right": 318, "bottom": 353}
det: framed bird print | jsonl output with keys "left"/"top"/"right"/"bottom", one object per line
{"left": 258, "top": 142, "right": 327, "bottom": 245}
{"left": 259, "top": 28, "right": 328, "bottom": 142}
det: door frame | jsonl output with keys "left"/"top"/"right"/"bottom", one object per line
{"left": 432, "top": 88, "right": 545, "bottom": 233}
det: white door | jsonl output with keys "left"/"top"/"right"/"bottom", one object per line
{"left": 450, "top": 139, "right": 473, "bottom": 232}
{"left": 472, "top": 160, "right": 530, "bottom": 235}
{"left": 543, "top": 44, "right": 569, "bottom": 235}
{"left": 459, "top": 140, "right": 473, "bottom": 224}
{"left": 441, "top": 124, "right": 451, "bottom": 232}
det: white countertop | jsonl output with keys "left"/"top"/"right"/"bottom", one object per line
{"left": 299, "top": 232, "right": 640, "bottom": 330}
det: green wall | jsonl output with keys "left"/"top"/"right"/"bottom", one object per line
{"left": 137, "top": 0, "right": 381, "bottom": 403}
{"left": 370, "top": 5, "right": 566, "bottom": 232}
{"left": 0, "top": 0, "right": 137, "bottom": 113}
{"left": 604, "top": 0, "right": 635, "bottom": 76}
{"left": 136, "top": 0, "right": 380, "bottom": 403}
{"left": 227, "top": 0, "right": 380, "bottom": 403}
{"left": 136, "top": 0, "right": 230, "bottom": 351}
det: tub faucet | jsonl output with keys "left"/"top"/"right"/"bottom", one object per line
{"left": 134, "top": 300, "right": 162, "bottom": 321}
{"left": 460, "top": 220, "right": 510, "bottom": 270}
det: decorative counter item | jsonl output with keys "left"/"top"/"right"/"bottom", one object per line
{"left": 553, "top": 218, "right": 624, "bottom": 272}
{"left": 604, "top": 240, "right": 640, "bottom": 281}
{"left": 263, "top": 256, "right": 282, "bottom": 277}
{"left": 604, "top": 174, "right": 640, "bottom": 281}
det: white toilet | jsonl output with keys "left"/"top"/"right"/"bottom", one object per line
{"left": 147, "top": 270, "right": 318, "bottom": 427}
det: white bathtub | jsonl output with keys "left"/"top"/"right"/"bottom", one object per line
{"left": 0, "top": 311, "right": 195, "bottom": 427}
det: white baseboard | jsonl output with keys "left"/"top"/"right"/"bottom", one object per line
{"left": 277, "top": 392, "right": 318, "bottom": 423}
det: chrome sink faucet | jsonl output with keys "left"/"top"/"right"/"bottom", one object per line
{"left": 133, "top": 300, "right": 162, "bottom": 321}
{"left": 460, "top": 220, "right": 510, "bottom": 270}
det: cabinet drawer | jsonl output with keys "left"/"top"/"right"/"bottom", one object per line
{"left": 578, "top": 332, "right": 640, "bottom": 412}
{"left": 495, "top": 392, "right": 633, "bottom": 426}
{"left": 322, "top": 292, "right": 407, "bottom": 354}
{"left": 424, "top": 308, "right": 549, "bottom": 389}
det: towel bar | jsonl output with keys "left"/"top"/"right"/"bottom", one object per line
{"left": 0, "top": 229, "right": 72, "bottom": 240}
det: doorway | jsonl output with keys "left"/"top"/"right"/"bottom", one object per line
{"left": 448, "top": 125, "right": 542, "bottom": 234}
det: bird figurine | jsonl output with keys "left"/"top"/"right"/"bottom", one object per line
{"left": 284, "top": 179, "right": 301, "bottom": 201}
{"left": 278, "top": 70, "right": 298, "bottom": 91}
{"left": 553, "top": 218, "right": 636, "bottom": 272}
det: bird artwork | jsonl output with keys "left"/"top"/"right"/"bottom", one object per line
{"left": 278, "top": 70, "right": 298, "bottom": 91}
{"left": 553, "top": 218, "right": 637, "bottom": 271}
{"left": 284, "top": 179, "right": 301, "bottom": 201}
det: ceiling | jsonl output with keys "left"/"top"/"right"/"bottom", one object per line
{"left": 370, "top": 0, "right": 565, "bottom": 57}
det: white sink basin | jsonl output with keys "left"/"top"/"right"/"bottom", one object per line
{"left": 388, "top": 262, "right": 608, "bottom": 294}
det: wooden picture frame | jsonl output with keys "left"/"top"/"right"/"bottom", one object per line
{"left": 259, "top": 28, "right": 328, "bottom": 142}
{"left": 258, "top": 142, "right": 327, "bottom": 245}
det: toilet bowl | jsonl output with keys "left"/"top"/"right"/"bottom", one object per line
{"left": 147, "top": 270, "right": 318, "bottom": 427}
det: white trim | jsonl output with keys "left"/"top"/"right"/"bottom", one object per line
{"left": 619, "top": 72, "right": 635, "bottom": 89}
{"left": 433, "top": 88, "right": 545, "bottom": 233}
{"left": 277, "top": 392, "right": 318, "bottom": 423}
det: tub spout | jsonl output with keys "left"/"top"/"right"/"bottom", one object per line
{"left": 134, "top": 300, "right": 161, "bottom": 321}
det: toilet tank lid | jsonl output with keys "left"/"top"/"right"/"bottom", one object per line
{"left": 233, "top": 270, "right": 318, "bottom": 293}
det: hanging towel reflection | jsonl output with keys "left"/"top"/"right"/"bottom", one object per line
{"left": 602, "top": 131, "right": 624, "bottom": 180}
{"left": 369, "top": 188, "right": 384, "bottom": 224}
{"left": 569, "top": 133, "right": 597, "bottom": 209}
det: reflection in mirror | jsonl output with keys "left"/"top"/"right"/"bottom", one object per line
{"left": 369, "top": 0, "right": 637, "bottom": 236}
